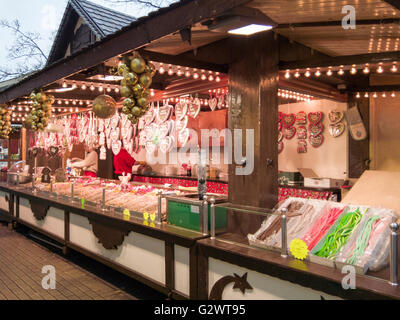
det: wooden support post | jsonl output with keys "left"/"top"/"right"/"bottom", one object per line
{"left": 228, "top": 31, "right": 279, "bottom": 236}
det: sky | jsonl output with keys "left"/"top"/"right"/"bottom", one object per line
{"left": 0, "top": 0, "right": 172, "bottom": 73}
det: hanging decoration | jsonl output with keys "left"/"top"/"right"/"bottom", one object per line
{"left": 28, "top": 90, "right": 54, "bottom": 131}
{"left": 0, "top": 105, "right": 12, "bottom": 139}
{"left": 118, "top": 51, "right": 156, "bottom": 125}
{"left": 92, "top": 95, "right": 117, "bottom": 119}
{"left": 328, "top": 110, "right": 346, "bottom": 138}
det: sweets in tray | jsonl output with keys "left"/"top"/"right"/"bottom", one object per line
{"left": 248, "top": 197, "right": 398, "bottom": 273}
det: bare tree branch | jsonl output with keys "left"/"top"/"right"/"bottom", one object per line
{"left": 102, "top": 0, "right": 175, "bottom": 12}
{"left": 0, "top": 19, "right": 50, "bottom": 81}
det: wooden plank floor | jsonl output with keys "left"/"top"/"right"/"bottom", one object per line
{"left": 0, "top": 224, "right": 135, "bottom": 300}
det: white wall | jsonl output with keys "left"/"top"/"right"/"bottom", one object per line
{"left": 279, "top": 99, "right": 348, "bottom": 179}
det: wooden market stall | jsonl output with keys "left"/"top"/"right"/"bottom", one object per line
{"left": 0, "top": 0, "right": 400, "bottom": 300}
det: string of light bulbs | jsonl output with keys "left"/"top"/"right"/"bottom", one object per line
{"left": 278, "top": 89, "right": 316, "bottom": 102}
{"left": 282, "top": 62, "right": 398, "bottom": 79}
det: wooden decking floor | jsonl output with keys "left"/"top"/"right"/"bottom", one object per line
{"left": 0, "top": 224, "right": 134, "bottom": 300}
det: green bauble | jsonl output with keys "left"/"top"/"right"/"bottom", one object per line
{"left": 122, "top": 107, "right": 130, "bottom": 114}
{"left": 125, "top": 72, "right": 138, "bottom": 86}
{"left": 92, "top": 95, "right": 117, "bottom": 119}
{"left": 142, "top": 89, "right": 150, "bottom": 99}
{"left": 120, "top": 86, "right": 132, "bottom": 98}
{"left": 137, "top": 97, "right": 148, "bottom": 108}
{"left": 132, "top": 84, "right": 143, "bottom": 96}
{"left": 132, "top": 107, "right": 141, "bottom": 117}
{"left": 130, "top": 57, "right": 146, "bottom": 74}
{"left": 123, "top": 98, "right": 134, "bottom": 108}
{"left": 139, "top": 73, "right": 152, "bottom": 88}
{"left": 118, "top": 63, "right": 129, "bottom": 76}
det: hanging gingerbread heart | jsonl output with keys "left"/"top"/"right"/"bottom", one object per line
{"left": 329, "top": 123, "right": 345, "bottom": 138}
{"left": 188, "top": 98, "right": 201, "bottom": 119}
{"left": 145, "top": 141, "right": 157, "bottom": 154}
{"left": 308, "top": 112, "right": 323, "bottom": 125}
{"left": 309, "top": 123, "right": 324, "bottom": 136}
{"left": 157, "top": 104, "right": 172, "bottom": 123}
{"left": 278, "top": 141, "right": 284, "bottom": 154}
{"left": 175, "top": 102, "right": 188, "bottom": 120}
{"left": 159, "top": 136, "right": 174, "bottom": 153}
{"left": 110, "top": 114, "right": 120, "bottom": 129}
{"left": 278, "top": 131, "right": 283, "bottom": 143}
{"left": 158, "top": 122, "right": 171, "bottom": 139}
{"left": 296, "top": 111, "right": 307, "bottom": 125}
{"left": 298, "top": 140, "right": 307, "bottom": 154}
{"left": 110, "top": 128, "right": 120, "bottom": 141}
{"left": 309, "top": 134, "right": 324, "bottom": 148}
{"left": 112, "top": 140, "right": 122, "bottom": 156}
{"left": 283, "top": 126, "right": 296, "bottom": 140}
{"left": 176, "top": 116, "right": 188, "bottom": 133}
{"left": 178, "top": 128, "right": 190, "bottom": 147}
{"left": 328, "top": 110, "right": 344, "bottom": 124}
{"left": 282, "top": 113, "right": 296, "bottom": 128}
{"left": 144, "top": 108, "right": 156, "bottom": 125}
{"left": 100, "top": 146, "right": 107, "bottom": 160}
{"left": 297, "top": 126, "right": 307, "bottom": 139}
{"left": 209, "top": 98, "right": 218, "bottom": 111}
{"left": 99, "top": 132, "right": 105, "bottom": 146}
{"left": 98, "top": 119, "right": 105, "bottom": 132}
{"left": 217, "top": 95, "right": 224, "bottom": 109}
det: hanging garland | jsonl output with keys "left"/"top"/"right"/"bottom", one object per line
{"left": 0, "top": 104, "right": 12, "bottom": 139}
{"left": 116, "top": 51, "right": 156, "bottom": 125}
{"left": 27, "top": 90, "right": 54, "bottom": 131}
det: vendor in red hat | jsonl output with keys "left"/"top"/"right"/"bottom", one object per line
{"left": 114, "top": 148, "right": 137, "bottom": 177}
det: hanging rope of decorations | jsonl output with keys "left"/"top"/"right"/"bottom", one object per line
{"left": 27, "top": 90, "right": 54, "bottom": 131}
{"left": 116, "top": 51, "right": 156, "bottom": 125}
{"left": 0, "top": 104, "right": 12, "bottom": 139}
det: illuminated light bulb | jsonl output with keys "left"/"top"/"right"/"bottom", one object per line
{"left": 22, "top": 117, "right": 25, "bottom": 121}
{"left": 168, "top": 67, "right": 174, "bottom": 76}
{"left": 326, "top": 68, "right": 333, "bottom": 76}
{"left": 114, "top": 88, "right": 120, "bottom": 93}
{"left": 75, "top": 108, "right": 79, "bottom": 112}
{"left": 391, "top": 64, "right": 398, "bottom": 72}
{"left": 304, "top": 70, "right": 311, "bottom": 77}
{"left": 185, "top": 70, "right": 191, "bottom": 78}
{"left": 338, "top": 68, "right": 344, "bottom": 75}
{"left": 63, "top": 108, "right": 67, "bottom": 112}
{"left": 356, "top": 92, "right": 361, "bottom": 98}
{"left": 294, "top": 71, "right": 300, "bottom": 78}
{"left": 193, "top": 72, "right": 199, "bottom": 80}
{"left": 350, "top": 66, "right": 357, "bottom": 74}
{"left": 65, "top": 101, "right": 69, "bottom": 105}
{"left": 277, "top": 92, "right": 281, "bottom": 97}
{"left": 72, "top": 101, "right": 77, "bottom": 105}
{"left": 58, "top": 100, "right": 62, "bottom": 105}
{"left": 90, "top": 85, "right": 95, "bottom": 91}
{"left": 25, "top": 107, "right": 29, "bottom": 112}
{"left": 99, "top": 86, "right": 104, "bottom": 92}
{"left": 107, "top": 87, "right": 112, "bottom": 93}
{"left": 72, "top": 83, "right": 77, "bottom": 89}
{"left": 382, "top": 92, "right": 387, "bottom": 97}
{"left": 58, "top": 108, "right": 61, "bottom": 112}
{"left": 364, "top": 92, "right": 369, "bottom": 98}
{"left": 373, "top": 92, "right": 377, "bottom": 98}
{"left": 81, "top": 84, "right": 87, "bottom": 90}
{"left": 87, "top": 100, "right": 90, "bottom": 105}
{"left": 62, "top": 82, "right": 67, "bottom": 88}
{"left": 284, "top": 70, "right": 291, "bottom": 79}
{"left": 79, "top": 101, "right": 83, "bottom": 106}
{"left": 392, "top": 92, "right": 396, "bottom": 97}
{"left": 315, "top": 69, "right": 321, "bottom": 77}
{"left": 201, "top": 73, "right": 207, "bottom": 80}
{"left": 377, "top": 65, "right": 384, "bottom": 73}
{"left": 177, "top": 68, "right": 183, "bottom": 76}
{"left": 18, "top": 107, "right": 22, "bottom": 111}
{"left": 70, "top": 108, "right": 73, "bottom": 113}
{"left": 150, "top": 91, "right": 155, "bottom": 97}
{"left": 159, "top": 64, "right": 165, "bottom": 74}
{"left": 363, "top": 65, "right": 370, "bottom": 74}
{"left": 215, "top": 76, "right": 221, "bottom": 82}
{"left": 208, "top": 74, "right": 214, "bottom": 81}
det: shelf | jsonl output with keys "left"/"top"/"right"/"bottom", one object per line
{"left": 215, "top": 202, "right": 276, "bottom": 217}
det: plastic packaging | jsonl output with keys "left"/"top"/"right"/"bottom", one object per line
{"left": 336, "top": 207, "right": 397, "bottom": 272}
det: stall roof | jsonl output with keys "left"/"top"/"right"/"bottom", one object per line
{"left": 0, "top": 0, "right": 250, "bottom": 104}
{"left": 47, "top": 0, "right": 136, "bottom": 65}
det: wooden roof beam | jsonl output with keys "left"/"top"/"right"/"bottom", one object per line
{"left": 280, "top": 51, "right": 400, "bottom": 70}
{"left": 383, "top": 0, "right": 400, "bottom": 11}
{"left": 276, "top": 18, "right": 400, "bottom": 29}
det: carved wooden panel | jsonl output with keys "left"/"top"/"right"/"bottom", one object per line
{"left": 88, "top": 218, "right": 132, "bottom": 250}
{"left": 29, "top": 201, "right": 50, "bottom": 221}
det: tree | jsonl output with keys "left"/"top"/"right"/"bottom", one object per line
{"left": 0, "top": 19, "right": 50, "bottom": 82}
